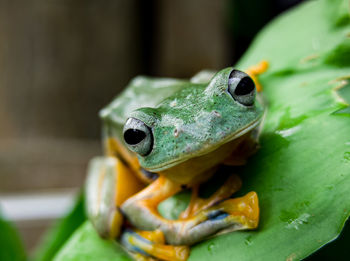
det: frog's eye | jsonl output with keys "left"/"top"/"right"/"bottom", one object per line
{"left": 228, "top": 69, "right": 256, "bottom": 106}
{"left": 123, "top": 118, "right": 153, "bottom": 156}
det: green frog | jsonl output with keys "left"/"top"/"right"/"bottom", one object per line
{"left": 86, "top": 61, "right": 268, "bottom": 261}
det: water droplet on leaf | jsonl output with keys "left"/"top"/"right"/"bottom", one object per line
{"left": 245, "top": 235, "right": 253, "bottom": 246}
{"left": 285, "top": 213, "right": 311, "bottom": 230}
{"left": 207, "top": 243, "right": 215, "bottom": 253}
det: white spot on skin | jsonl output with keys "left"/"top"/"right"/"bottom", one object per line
{"left": 212, "top": 110, "right": 221, "bottom": 117}
{"left": 152, "top": 79, "right": 181, "bottom": 88}
{"left": 161, "top": 115, "right": 184, "bottom": 128}
{"left": 132, "top": 77, "right": 145, "bottom": 86}
{"left": 179, "top": 111, "right": 216, "bottom": 139}
{"left": 99, "top": 108, "right": 111, "bottom": 118}
{"left": 275, "top": 126, "right": 301, "bottom": 138}
{"left": 170, "top": 100, "right": 177, "bottom": 107}
{"left": 174, "top": 128, "right": 182, "bottom": 137}
{"left": 133, "top": 77, "right": 181, "bottom": 88}
{"left": 185, "top": 94, "right": 193, "bottom": 100}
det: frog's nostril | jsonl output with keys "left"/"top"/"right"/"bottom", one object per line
{"left": 124, "top": 129, "right": 146, "bottom": 145}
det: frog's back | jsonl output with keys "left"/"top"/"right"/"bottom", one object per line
{"left": 100, "top": 76, "right": 187, "bottom": 136}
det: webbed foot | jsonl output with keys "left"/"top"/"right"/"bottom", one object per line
{"left": 212, "top": 191, "right": 259, "bottom": 230}
{"left": 162, "top": 191, "right": 259, "bottom": 245}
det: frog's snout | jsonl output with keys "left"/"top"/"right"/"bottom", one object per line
{"left": 123, "top": 117, "right": 154, "bottom": 156}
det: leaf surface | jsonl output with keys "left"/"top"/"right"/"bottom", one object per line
{"left": 32, "top": 192, "right": 86, "bottom": 261}
{"left": 0, "top": 212, "right": 26, "bottom": 261}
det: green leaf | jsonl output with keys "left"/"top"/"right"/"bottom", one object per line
{"left": 336, "top": 81, "right": 350, "bottom": 105}
{"left": 32, "top": 192, "right": 86, "bottom": 261}
{"left": 305, "top": 218, "right": 350, "bottom": 260}
{"left": 53, "top": 222, "right": 132, "bottom": 261}
{"left": 158, "top": 190, "right": 191, "bottom": 220}
{"left": 52, "top": 0, "right": 350, "bottom": 260}
{"left": 333, "top": 81, "right": 350, "bottom": 115}
{"left": 0, "top": 212, "right": 26, "bottom": 261}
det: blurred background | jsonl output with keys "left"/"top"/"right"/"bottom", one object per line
{"left": 0, "top": 0, "right": 303, "bottom": 254}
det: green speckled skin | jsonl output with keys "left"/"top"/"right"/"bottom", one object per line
{"left": 100, "top": 67, "right": 263, "bottom": 172}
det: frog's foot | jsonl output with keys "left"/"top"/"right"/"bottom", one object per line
{"left": 212, "top": 191, "right": 259, "bottom": 230}
{"left": 165, "top": 191, "right": 259, "bottom": 245}
{"left": 245, "top": 60, "right": 269, "bottom": 92}
{"left": 180, "top": 174, "right": 242, "bottom": 219}
{"left": 121, "top": 229, "right": 190, "bottom": 261}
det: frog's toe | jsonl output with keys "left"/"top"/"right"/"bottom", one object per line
{"left": 180, "top": 174, "right": 242, "bottom": 219}
{"left": 121, "top": 229, "right": 189, "bottom": 261}
{"left": 215, "top": 191, "right": 259, "bottom": 229}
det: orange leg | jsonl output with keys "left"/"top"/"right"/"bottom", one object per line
{"left": 121, "top": 174, "right": 259, "bottom": 247}
{"left": 245, "top": 60, "right": 269, "bottom": 92}
{"left": 121, "top": 175, "right": 182, "bottom": 230}
{"left": 136, "top": 229, "right": 166, "bottom": 244}
{"left": 180, "top": 174, "right": 242, "bottom": 219}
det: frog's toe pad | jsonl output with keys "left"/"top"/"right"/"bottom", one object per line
{"left": 222, "top": 191, "right": 259, "bottom": 229}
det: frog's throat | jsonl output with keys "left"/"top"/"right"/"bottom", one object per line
{"left": 145, "top": 118, "right": 262, "bottom": 173}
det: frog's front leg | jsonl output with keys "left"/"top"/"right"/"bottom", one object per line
{"left": 121, "top": 176, "right": 205, "bottom": 245}
{"left": 121, "top": 175, "right": 182, "bottom": 231}
{"left": 180, "top": 174, "right": 242, "bottom": 219}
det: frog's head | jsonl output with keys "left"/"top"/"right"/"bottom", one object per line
{"left": 122, "top": 68, "right": 263, "bottom": 176}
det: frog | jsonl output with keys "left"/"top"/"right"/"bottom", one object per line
{"left": 85, "top": 61, "right": 268, "bottom": 261}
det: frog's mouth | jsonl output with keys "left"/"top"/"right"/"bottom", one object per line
{"left": 146, "top": 117, "right": 262, "bottom": 172}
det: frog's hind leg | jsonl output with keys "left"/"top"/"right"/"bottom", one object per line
{"left": 245, "top": 60, "right": 269, "bottom": 92}
{"left": 85, "top": 156, "right": 144, "bottom": 239}
{"left": 121, "top": 229, "right": 189, "bottom": 261}
{"left": 180, "top": 174, "right": 242, "bottom": 219}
